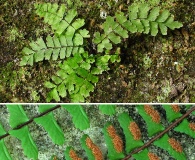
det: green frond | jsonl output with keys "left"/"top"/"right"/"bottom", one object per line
{"left": 35, "top": 3, "right": 84, "bottom": 36}
{"left": 45, "top": 52, "right": 120, "bottom": 102}
{"left": 93, "top": 3, "right": 183, "bottom": 52}
{"left": 132, "top": 149, "right": 150, "bottom": 160}
{"left": 162, "top": 104, "right": 182, "bottom": 122}
{"left": 0, "top": 140, "right": 12, "bottom": 160}
{"left": 20, "top": 31, "right": 89, "bottom": 66}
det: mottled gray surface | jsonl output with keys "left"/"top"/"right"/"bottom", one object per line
{"left": 0, "top": 105, "right": 195, "bottom": 160}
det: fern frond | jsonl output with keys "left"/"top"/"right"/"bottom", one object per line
{"left": 162, "top": 104, "right": 182, "bottom": 122}
{"left": 133, "top": 149, "right": 160, "bottom": 160}
{"left": 20, "top": 29, "right": 89, "bottom": 66}
{"left": 45, "top": 52, "right": 120, "bottom": 102}
{"left": 6, "top": 105, "right": 29, "bottom": 127}
{"left": 94, "top": 3, "right": 183, "bottom": 52}
{"left": 34, "top": 3, "right": 85, "bottom": 36}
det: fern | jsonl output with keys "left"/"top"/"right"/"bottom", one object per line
{"left": 18, "top": 2, "right": 183, "bottom": 102}
{"left": 0, "top": 105, "right": 194, "bottom": 160}
{"left": 93, "top": 3, "right": 183, "bottom": 52}
{"left": 20, "top": 3, "right": 89, "bottom": 66}
{"left": 20, "top": 30, "right": 89, "bottom": 66}
{"left": 44, "top": 52, "right": 120, "bottom": 102}
{"left": 34, "top": 3, "right": 84, "bottom": 36}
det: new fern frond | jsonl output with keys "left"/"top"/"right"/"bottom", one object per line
{"left": 93, "top": 3, "right": 183, "bottom": 52}
{"left": 0, "top": 105, "right": 195, "bottom": 160}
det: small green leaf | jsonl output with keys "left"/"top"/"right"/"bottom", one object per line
{"left": 136, "top": 105, "right": 164, "bottom": 137}
{"left": 61, "top": 105, "right": 90, "bottom": 130}
{"left": 9, "top": 126, "right": 38, "bottom": 160}
{"left": 57, "top": 83, "right": 67, "bottom": 97}
{"left": 174, "top": 119, "right": 195, "bottom": 138}
{"left": 162, "top": 105, "right": 182, "bottom": 122}
{"left": 79, "top": 29, "right": 90, "bottom": 38}
{"left": 128, "top": 4, "right": 139, "bottom": 20}
{"left": 6, "top": 105, "right": 29, "bottom": 128}
{"left": 46, "top": 35, "right": 54, "bottom": 47}
{"left": 159, "top": 23, "right": 168, "bottom": 35}
{"left": 103, "top": 123, "right": 125, "bottom": 160}
{"left": 0, "top": 140, "right": 12, "bottom": 160}
{"left": 156, "top": 10, "right": 170, "bottom": 22}
{"left": 72, "top": 19, "right": 85, "bottom": 30}
{"left": 44, "top": 81, "right": 56, "bottom": 89}
{"left": 81, "top": 135, "right": 102, "bottom": 160}
{"left": 22, "top": 47, "right": 35, "bottom": 55}
{"left": 99, "top": 105, "right": 116, "bottom": 115}
{"left": 46, "top": 88, "right": 60, "bottom": 102}
{"left": 118, "top": 113, "right": 144, "bottom": 153}
{"left": 150, "top": 22, "right": 159, "bottom": 36}
{"left": 20, "top": 56, "right": 30, "bottom": 66}
{"left": 34, "top": 50, "right": 45, "bottom": 62}
{"left": 0, "top": 124, "right": 12, "bottom": 160}
{"left": 51, "top": 75, "right": 63, "bottom": 85}
{"left": 65, "top": 9, "right": 77, "bottom": 24}
{"left": 138, "top": 4, "right": 150, "bottom": 19}
{"left": 133, "top": 149, "right": 150, "bottom": 160}
{"left": 108, "top": 33, "right": 121, "bottom": 44}
{"left": 147, "top": 7, "right": 160, "bottom": 21}
{"left": 154, "top": 134, "right": 186, "bottom": 160}
{"left": 34, "top": 113, "right": 65, "bottom": 145}
{"left": 74, "top": 33, "right": 83, "bottom": 45}
{"left": 165, "top": 21, "right": 183, "bottom": 30}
